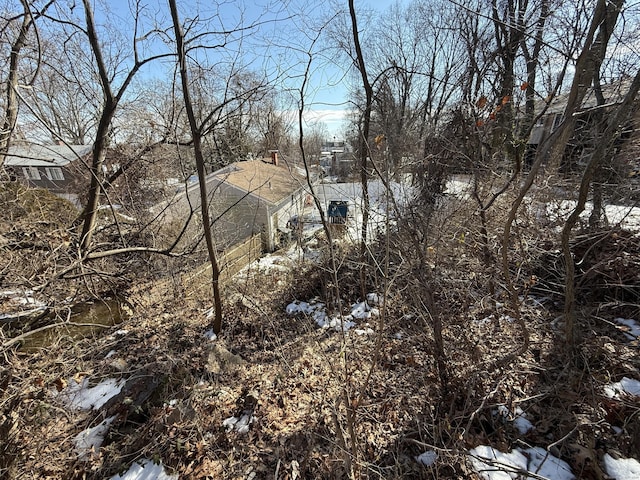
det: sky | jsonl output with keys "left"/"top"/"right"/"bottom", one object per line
{"left": 96, "top": 0, "right": 407, "bottom": 138}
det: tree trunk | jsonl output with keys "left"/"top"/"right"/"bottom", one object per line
{"left": 348, "top": 0, "right": 373, "bottom": 300}
{"left": 79, "top": 118, "right": 111, "bottom": 252}
{"left": 561, "top": 69, "right": 640, "bottom": 348}
{"left": 76, "top": 0, "right": 170, "bottom": 253}
{"left": 0, "top": 1, "right": 36, "bottom": 165}
{"left": 77, "top": 0, "right": 116, "bottom": 252}
{"left": 520, "top": 0, "right": 549, "bottom": 142}
{"left": 545, "top": 0, "right": 625, "bottom": 171}
{"left": 168, "top": 0, "right": 223, "bottom": 334}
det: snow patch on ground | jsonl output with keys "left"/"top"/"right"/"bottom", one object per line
{"left": 603, "top": 454, "right": 640, "bottom": 480}
{"left": 58, "top": 377, "right": 125, "bottom": 410}
{"left": 354, "top": 327, "right": 375, "bottom": 335}
{"left": 0, "top": 289, "right": 46, "bottom": 306}
{"left": 203, "top": 328, "right": 217, "bottom": 341}
{"left": 286, "top": 295, "right": 379, "bottom": 332}
{"left": 469, "top": 445, "right": 574, "bottom": 480}
{"left": 109, "top": 459, "right": 178, "bottom": 479}
{"left": 445, "top": 177, "right": 472, "bottom": 198}
{"left": 546, "top": 200, "right": 640, "bottom": 231}
{"left": 604, "top": 377, "right": 640, "bottom": 399}
{"left": 286, "top": 300, "right": 322, "bottom": 315}
{"left": 252, "top": 253, "right": 293, "bottom": 272}
{"left": 495, "top": 405, "right": 534, "bottom": 434}
{"left": 223, "top": 414, "right": 254, "bottom": 434}
{"left": 366, "top": 292, "right": 383, "bottom": 306}
{"left": 75, "top": 415, "right": 117, "bottom": 460}
{"left": 613, "top": 318, "right": 640, "bottom": 340}
{"left": 0, "top": 289, "right": 48, "bottom": 320}
{"left": 474, "top": 314, "right": 516, "bottom": 325}
{"left": 323, "top": 315, "right": 356, "bottom": 331}
{"left": 416, "top": 450, "right": 438, "bottom": 467}
{"left": 350, "top": 301, "right": 379, "bottom": 319}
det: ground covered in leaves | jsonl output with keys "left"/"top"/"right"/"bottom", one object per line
{"left": 1, "top": 182, "right": 640, "bottom": 479}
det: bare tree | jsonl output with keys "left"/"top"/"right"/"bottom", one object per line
{"left": 543, "top": 0, "right": 626, "bottom": 171}
{"left": 115, "top": 79, "right": 190, "bottom": 146}
{"left": 254, "top": 95, "right": 294, "bottom": 157}
{"left": 348, "top": 0, "right": 372, "bottom": 301}
{"left": 39, "top": 0, "right": 174, "bottom": 253}
{"left": 192, "top": 71, "right": 273, "bottom": 177}
{"left": 19, "top": 35, "right": 102, "bottom": 144}
{"left": 166, "top": 0, "right": 277, "bottom": 334}
{"left": 368, "top": 1, "right": 461, "bottom": 179}
{"left": 519, "top": 0, "right": 550, "bottom": 144}
{"left": 494, "top": 0, "right": 632, "bottom": 354}
{"left": 561, "top": 71, "right": 640, "bottom": 348}
{"left": 167, "top": 0, "right": 229, "bottom": 334}
{"left": 0, "top": 0, "right": 53, "bottom": 164}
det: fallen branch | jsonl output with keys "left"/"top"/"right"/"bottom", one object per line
{"left": 33, "top": 245, "right": 185, "bottom": 291}
{"left": 0, "top": 307, "right": 49, "bottom": 324}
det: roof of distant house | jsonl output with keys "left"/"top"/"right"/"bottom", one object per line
{"left": 3, "top": 144, "right": 92, "bottom": 167}
{"left": 537, "top": 77, "right": 636, "bottom": 115}
{"left": 213, "top": 159, "right": 306, "bottom": 205}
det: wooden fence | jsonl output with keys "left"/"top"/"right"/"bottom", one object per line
{"left": 219, "top": 233, "right": 262, "bottom": 281}
{"left": 183, "top": 233, "right": 262, "bottom": 287}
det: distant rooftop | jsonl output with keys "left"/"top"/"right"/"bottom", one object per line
{"left": 213, "top": 159, "right": 306, "bottom": 205}
{"left": 3, "top": 144, "right": 92, "bottom": 167}
{"left": 322, "top": 140, "right": 346, "bottom": 150}
{"left": 537, "top": 77, "right": 636, "bottom": 115}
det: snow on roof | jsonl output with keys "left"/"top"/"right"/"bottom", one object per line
{"left": 3, "top": 144, "right": 92, "bottom": 167}
{"left": 213, "top": 159, "right": 306, "bottom": 205}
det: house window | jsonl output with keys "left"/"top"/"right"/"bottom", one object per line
{"left": 45, "top": 167, "right": 64, "bottom": 181}
{"left": 22, "top": 167, "right": 41, "bottom": 180}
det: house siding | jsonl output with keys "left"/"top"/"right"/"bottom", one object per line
{"left": 4, "top": 144, "right": 92, "bottom": 202}
{"left": 206, "top": 179, "right": 266, "bottom": 250}
{"left": 207, "top": 162, "right": 308, "bottom": 253}
{"left": 262, "top": 190, "right": 307, "bottom": 252}
{"left": 14, "top": 165, "right": 74, "bottom": 192}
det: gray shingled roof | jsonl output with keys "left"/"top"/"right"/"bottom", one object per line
{"left": 3, "top": 144, "right": 92, "bottom": 167}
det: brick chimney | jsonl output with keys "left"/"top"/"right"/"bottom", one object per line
{"left": 270, "top": 150, "right": 278, "bottom": 166}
